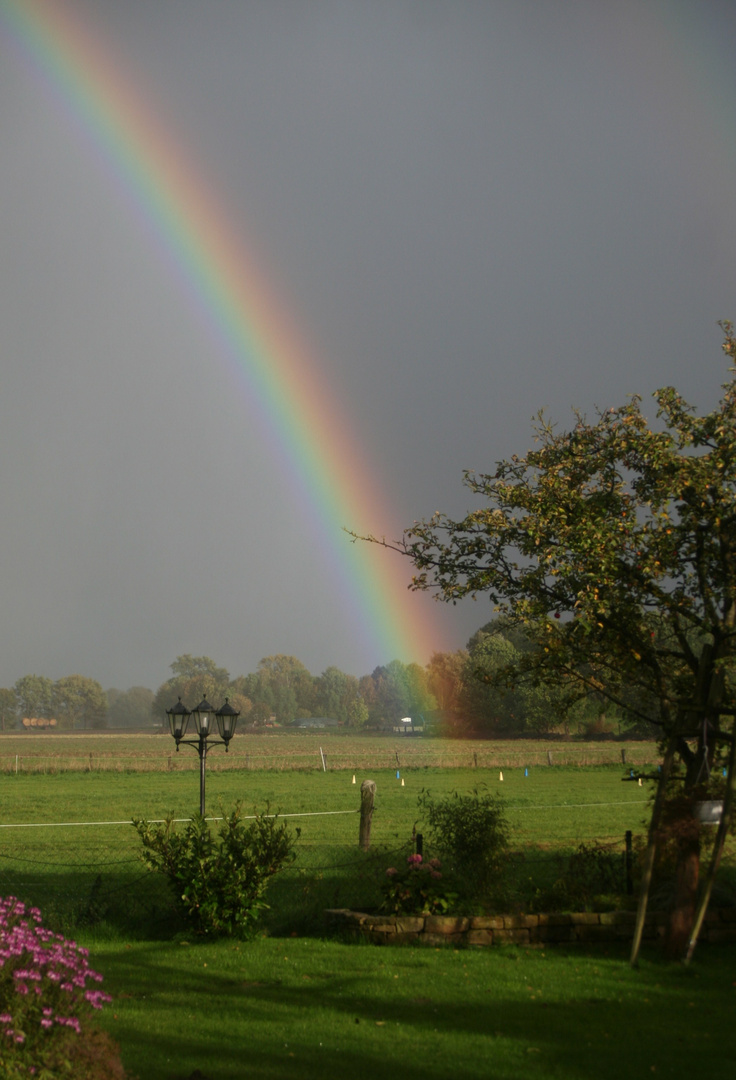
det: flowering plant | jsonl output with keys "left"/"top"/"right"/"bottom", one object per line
{"left": 380, "top": 853, "right": 457, "bottom": 916}
{"left": 0, "top": 896, "right": 124, "bottom": 1079}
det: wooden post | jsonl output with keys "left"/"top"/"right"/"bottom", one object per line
{"left": 359, "top": 779, "right": 376, "bottom": 850}
{"left": 415, "top": 832, "right": 423, "bottom": 857}
{"left": 631, "top": 737, "right": 676, "bottom": 966}
{"left": 319, "top": 746, "right": 327, "bottom": 772}
{"left": 621, "top": 748, "right": 627, "bottom": 765}
{"left": 473, "top": 752, "right": 478, "bottom": 768}
{"left": 685, "top": 728, "right": 736, "bottom": 963}
{"left": 547, "top": 750, "right": 553, "bottom": 766}
{"left": 625, "top": 830, "right": 633, "bottom": 895}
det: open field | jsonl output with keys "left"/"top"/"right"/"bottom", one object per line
{"left": 0, "top": 731, "right": 660, "bottom": 773}
{"left": 0, "top": 751, "right": 733, "bottom": 1080}
{"left": 0, "top": 762, "right": 713, "bottom": 939}
{"left": 0, "top": 763, "right": 663, "bottom": 938}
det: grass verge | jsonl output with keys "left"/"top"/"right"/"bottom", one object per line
{"left": 85, "top": 934, "right": 736, "bottom": 1080}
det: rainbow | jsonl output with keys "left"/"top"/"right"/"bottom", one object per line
{"left": 0, "top": 0, "right": 454, "bottom": 668}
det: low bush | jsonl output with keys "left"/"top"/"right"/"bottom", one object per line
{"left": 133, "top": 803, "right": 298, "bottom": 937}
{"left": 0, "top": 895, "right": 124, "bottom": 1079}
{"left": 532, "top": 841, "right": 625, "bottom": 912}
{"left": 418, "top": 787, "right": 510, "bottom": 908}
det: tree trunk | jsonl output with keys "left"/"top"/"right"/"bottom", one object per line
{"left": 665, "top": 801, "right": 700, "bottom": 959}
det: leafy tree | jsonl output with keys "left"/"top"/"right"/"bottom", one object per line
{"left": 313, "top": 666, "right": 359, "bottom": 724}
{"left": 461, "top": 629, "right": 521, "bottom": 733}
{"left": 346, "top": 695, "right": 369, "bottom": 729}
{"left": 359, "top": 663, "right": 403, "bottom": 726}
{"left": 0, "top": 689, "right": 17, "bottom": 731}
{"left": 53, "top": 675, "right": 108, "bottom": 730}
{"left": 13, "top": 675, "right": 54, "bottom": 722}
{"left": 426, "top": 650, "right": 468, "bottom": 732}
{"left": 357, "top": 660, "right": 436, "bottom": 728}
{"left": 363, "top": 324, "right": 736, "bottom": 961}
{"left": 170, "top": 655, "right": 230, "bottom": 683}
{"left": 153, "top": 656, "right": 231, "bottom": 721}
{"left": 107, "top": 686, "right": 155, "bottom": 728}
{"left": 463, "top": 623, "right": 577, "bottom": 735}
{"left": 246, "top": 656, "right": 315, "bottom": 723}
{"left": 404, "top": 662, "right": 437, "bottom": 720}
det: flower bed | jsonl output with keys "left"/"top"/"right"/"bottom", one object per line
{"left": 0, "top": 896, "right": 124, "bottom": 1078}
{"left": 325, "top": 907, "right": 736, "bottom": 947}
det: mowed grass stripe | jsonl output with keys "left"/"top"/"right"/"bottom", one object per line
{"left": 0, "top": 767, "right": 654, "bottom": 866}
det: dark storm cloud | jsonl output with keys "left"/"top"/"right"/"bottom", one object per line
{"left": 1, "top": 0, "right": 735, "bottom": 689}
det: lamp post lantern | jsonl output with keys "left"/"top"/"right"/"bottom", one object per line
{"left": 166, "top": 696, "right": 240, "bottom": 815}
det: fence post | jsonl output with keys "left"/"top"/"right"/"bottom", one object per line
{"left": 547, "top": 750, "right": 553, "bottom": 766}
{"left": 625, "top": 830, "right": 633, "bottom": 895}
{"left": 621, "top": 748, "right": 627, "bottom": 765}
{"left": 319, "top": 747, "right": 327, "bottom": 772}
{"left": 415, "top": 832, "right": 423, "bottom": 857}
{"left": 359, "top": 779, "right": 376, "bottom": 850}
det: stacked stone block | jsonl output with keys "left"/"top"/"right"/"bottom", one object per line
{"left": 325, "top": 907, "right": 736, "bottom": 946}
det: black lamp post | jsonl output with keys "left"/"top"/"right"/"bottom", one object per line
{"left": 166, "top": 696, "right": 240, "bottom": 815}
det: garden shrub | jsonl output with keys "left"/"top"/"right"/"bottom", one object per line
{"left": 133, "top": 803, "right": 298, "bottom": 937}
{"left": 417, "top": 787, "right": 510, "bottom": 908}
{"left": 0, "top": 895, "right": 124, "bottom": 1079}
{"left": 380, "top": 854, "right": 458, "bottom": 916}
{"left": 532, "top": 841, "right": 625, "bottom": 912}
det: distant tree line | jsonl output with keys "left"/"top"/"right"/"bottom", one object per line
{"left": 0, "top": 621, "right": 649, "bottom": 736}
{"left": 0, "top": 674, "right": 153, "bottom": 732}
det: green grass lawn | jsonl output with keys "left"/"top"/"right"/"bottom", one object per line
{"left": 84, "top": 934, "right": 736, "bottom": 1080}
{"left": 1, "top": 763, "right": 734, "bottom": 1079}
{"left": 0, "top": 766, "right": 656, "bottom": 934}
{"left": 0, "top": 762, "right": 651, "bottom": 836}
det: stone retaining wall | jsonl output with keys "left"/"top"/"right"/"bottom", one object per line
{"left": 325, "top": 908, "right": 736, "bottom": 947}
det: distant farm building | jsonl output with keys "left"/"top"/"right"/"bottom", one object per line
{"left": 392, "top": 717, "right": 425, "bottom": 735}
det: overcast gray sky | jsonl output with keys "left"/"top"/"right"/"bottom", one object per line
{"left": 1, "top": 0, "right": 735, "bottom": 693}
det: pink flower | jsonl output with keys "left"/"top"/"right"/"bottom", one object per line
{"left": 407, "top": 854, "right": 423, "bottom": 866}
{"left": 385, "top": 867, "right": 398, "bottom": 877}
